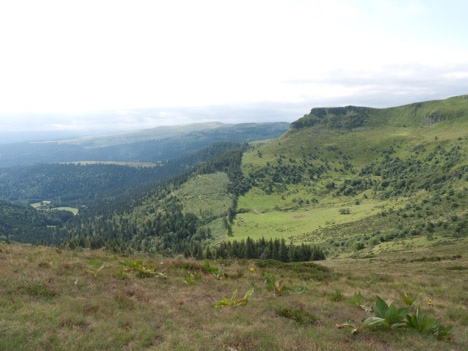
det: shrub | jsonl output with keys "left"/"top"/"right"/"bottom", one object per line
{"left": 276, "top": 307, "right": 318, "bottom": 325}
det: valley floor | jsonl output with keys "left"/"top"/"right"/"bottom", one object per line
{"left": 0, "top": 242, "right": 467, "bottom": 351}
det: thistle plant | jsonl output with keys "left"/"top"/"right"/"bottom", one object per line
{"left": 203, "top": 259, "right": 225, "bottom": 280}
{"left": 119, "top": 259, "right": 167, "bottom": 279}
{"left": 262, "top": 273, "right": 287, "bottom": 296}
{"left": 85, "top": 259, "right": 105, "bottom": 278}
{"left": 399, "top": 292, "right": 418, "bottom": 306}
{"left": 215, "top": 287, "right": 254, "bottom": 308}
{"left": 115, "top": 266, "right": 130, "bottom": 280}
{"left": 338, "top": 294, "right": 452, "bottom": 340}
{"left": 184, "top": 272, "right": 200, "bottom": 285}
{"left": 348, "top": 291, "right": 364, "bottom": 307}
{"left": 348, "top": 291, "right": 371, "bottom": 312}
{"left": 406, "top": 305, "right": 453, "bottom": 340}
{"left": 338, "top": 295, "right": 410, "bottom": 334}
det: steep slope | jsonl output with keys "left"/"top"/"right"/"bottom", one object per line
{"left": 0, "top": 200, "right": 70, "bottom": 243}
{"left": 292, "top": 95, "right": 468, "bottom": 129}
{"left": 232, "top": 95, "right": 468, "bottom": 257}
{"left": 0, "top": 142, "right": 240, "bottom": 208}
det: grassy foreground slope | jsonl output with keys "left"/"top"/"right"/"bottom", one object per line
{"left": 0, "top": 242, "right": 466, "bottom": 351}
{"left": 233, "top": 95, "right": 468, "bottom": 257}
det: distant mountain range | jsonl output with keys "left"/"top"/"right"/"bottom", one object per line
{"left": 0, "top": 122, "right": 290, "bottom": 168}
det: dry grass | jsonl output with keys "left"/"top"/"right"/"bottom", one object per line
{"left": 0, "top": 242, "right": 467, "bottom": 351}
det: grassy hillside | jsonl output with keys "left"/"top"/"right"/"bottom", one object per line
{"left": 231, "top": 95, "right": 468, "bottom": 257}
{"left": 292, "top": 95, "right": 468, "bottom": 129}
{"left": 0, "top": 242, "right": 466, "bottom": 350}
{"left": 174, "top": 173, "right": 232, "bottom": 218}
{"left": 173, "top": 172, "right": 233, "bottom": 238}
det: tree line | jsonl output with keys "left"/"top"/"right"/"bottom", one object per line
{"left": 186, "top": 237, "right": 326, "bottom": 262}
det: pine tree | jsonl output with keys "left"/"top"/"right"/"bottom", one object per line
{"left": 278, "top": 239, "right": 289, "bottom": 262}
{"left": 260, "top": 246, "right": 271, "bottom": 259}
{"left": 271, "top": 241, "right": 279, "bottom": 261}
{"left": 205, "top": 246, "right": 213, "bottom": 260}
{"left": 244, "top": 237, "right": 256, "bottom": 259}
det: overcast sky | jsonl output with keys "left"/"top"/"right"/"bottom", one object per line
{"left": 1, "top": 0, "right": 467, "bottom": 137}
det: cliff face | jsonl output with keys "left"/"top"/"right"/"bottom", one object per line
{"left": 292, "top": 105, "right": 371, "bottom": 131}
{"left": 291, "top": 95, "right": 468, "bottom": 131}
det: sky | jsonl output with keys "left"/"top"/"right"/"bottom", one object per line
{"left": 0, "top": 0, "right": 468, "bottom": 139}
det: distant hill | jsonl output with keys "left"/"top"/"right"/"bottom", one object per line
{"left": 0, "top": 122, "right": 290, "bottom": 168}
{"left": 291, "top": 95, "right": 468, "bottom": 130}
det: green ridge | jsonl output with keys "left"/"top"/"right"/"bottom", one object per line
{"left": 230, "top": 95, "right": 468, "bottom": 257}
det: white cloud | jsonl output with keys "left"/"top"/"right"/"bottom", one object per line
{"left": 443, "top": 71, "right": 468, "bottom": 79}
{"left": 0, "top": 0, "right": 467, "bottom": 132}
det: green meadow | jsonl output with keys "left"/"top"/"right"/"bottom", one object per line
{"left": 175, "top": 172, "right": 232, "bottom": 218}
{"left": 31, "top": 202, "right": 79, "bottom": 215}
{"left": 61, "top": 161, "right": 160, "bottom": 168}
{"left": 234, "top": 199, "right": 383, "bottom": 242}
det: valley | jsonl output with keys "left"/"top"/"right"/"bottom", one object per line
{"left": 1, "top": 96, "right": 467, "bottom": 257}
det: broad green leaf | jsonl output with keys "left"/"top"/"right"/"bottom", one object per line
{"left": 373, "top": 296, "right": 388, "bottom": 318}
{"left": 361, "top": 317, "right": 385, "bottom": 329}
